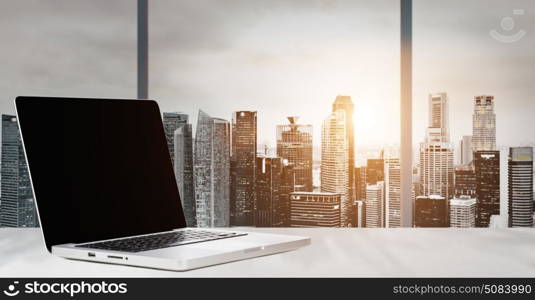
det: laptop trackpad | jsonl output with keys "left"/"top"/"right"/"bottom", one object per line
{"left": 141, "top": 239, "right": 261, "bottom": 259}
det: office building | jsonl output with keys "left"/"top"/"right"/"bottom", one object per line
{"left": 419, "top": 143, "right": 454, "bottom": 199}
{"left": 385, "top": 158, "right": 401, "bottom": 228}
{"left": 194, "top": 110, "right": 230, "bottom": 227}
{"left": 419, "top": 92, "right": 454, "bottom": 200}
{"left": 355, "top": 167, "right": 367, "bottom": 201}
{"left": 508, "top": 147, "right": 533, "bottom": 227}
{"left": 255, "top": 156, "right": 289, "bottom": 227}
{"left": 414, "top": 195, "right": 448, "bottom": 227}
{"left": 427, "top": 93, "right": 449, "bottom": 143}
{"left": 332, "top": 95, "right": 355, "bottom": 207}
{"left": 366, "top": 158, "right": 384, "bottom": 185}
{"left": 0, "top": 115, "right": 38, "bottom": 227}
{"left": 450, "top": 195, "right": 476, "bottom": 228}
{"left": 321, "top": 109, "right": 350, "bottom": 226}
{"left": 173, "top": 117, "right": 196, "bottom": 227}
{"left": 279, "top": 161, "right": 295, "bottom": 227}
{"left": 230, "top": 111, "right": 257, "bottom": 226}
{"left": 472, "top": 95, "right": 496, "bottom": 152}
{"left": 290, "top": 192, "right": 341, "bottom": 227}
{"left": 276, "top": 117, "right": 313, "bottom": 192}
{"left": 163, "top": 112, "right": 189, "bottom": 166}
{"left": 460, "top": 135, "right": 473, "bottom": 165}
{"left": 474, "top": 151, "right": 500, "bottom": 227}
{"left": 365, "top": 181, "right": 384, "bottom": 228}
{"left": 454, "top": 164, "right": 476, "bottom": 198}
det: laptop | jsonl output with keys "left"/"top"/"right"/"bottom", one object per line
{"left": 15, "top": 96, "right": 310, "bottom": 271}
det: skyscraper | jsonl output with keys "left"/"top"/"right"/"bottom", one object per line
{"left": 450, "top": 195, "right": 476, "bottom": 228}
{"left": 173, "top": 116, "right": 196, "bottom": 227}
{"left": 428, "top": 93, "right": 449, "bottom": 143}
{"left": 255, "top": 156, "right": 285, "bottom": 227}
{"left": 354, "top": 167, "right": 367, "bottom": 201}
{"left": 419, "top": 92, "right": 453, "bottom": 199}
{"left": 365, "top": 181, "right": 384, "bottom": 228}
{"left": 279, "top": 161, "right": 295, "bottom": 227}
{"left": 163, "top": 112, "right": 189, "bottom": 166}
{"left": 230, "top": 111, "right": 257, "bottom": 226}
{"left": 472, "top": 95, "right": 496, "bottom": 152}
{"left": 332, "top": 95, "right": 355, "bottom": 207}
{"left": 366, "top": 158, "right": 384, "bottom": 185}
{"left": 321, "top": 109, "right": 350, "bottom": 226}
{"left": 290, "top": 192, "right": 341, "bottom": 227}
{"left": 474, "top": 151, "right": 500, "bottom": 227}
{"left": 508, "top": 147, "right": 533, "bottom": 228}
{"left": 460, "top": 135, "right": 473, "bottom": 165}
{"left": 414, "top": 195, "right": 448, "bottom": 227}
{"left": 276, "top": 117, "right": 313, "bottom": 192}
{"left": 454, "top": 164, "right": 476, "bottom": 198}
{"left": 385, "top": 158, "right": 401, "bottom": 228}
{"left": 0, "top": 115, "right": 37, "bottom": 227}
{"left": 194, "top": 110, "right": 230, "bottom": 227}
{"left": 419, "top": 143, "right": 454, "bottom": 199}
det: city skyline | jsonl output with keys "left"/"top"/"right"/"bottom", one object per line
{"left": 0, "top": 88, "right": 534, "bottom": 229}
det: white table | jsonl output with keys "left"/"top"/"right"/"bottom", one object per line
{"left": 1, "top": 227, "right": 534, "bottom": 277}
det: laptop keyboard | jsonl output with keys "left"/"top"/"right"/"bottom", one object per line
{"left": 76, "top": 229, "right": 247, "bottom": 253}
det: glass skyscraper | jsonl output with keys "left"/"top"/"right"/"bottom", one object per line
{"left": 419, "top": 92, "right": 454, "bottom": 200}
{"left": 276, "top": 117, "right": 313, "bottom": 192}
{"left": 0, "top": 115, "right": 38, "bottom": 227}
{"left": 321, "top": 109, "right": 350, "bottom": 226}
{"left": 508, "top": 147, "right": 533, "bottom": 228}
{"left": 230, "top": 111, "right": 257, "bottom": 226}
{"left": 472, "top": 95, "right": 496, "bottom": 152}
{"left": 194, "top": 110, "right": 230, "bottom": 227}
{"left": 332, "top": 95, "right": 355, "bottom": 207}
{"left": 385, "top": 158, "right": 401, "bottom": 228}
{"left": 173, "top": 115, "right": 196, "bottom": 227}
{"left": 254, "top": 156, "right": 285, "bottom": 227}
{"left": 474, "top": 150, "right": 500, "bottom": 227}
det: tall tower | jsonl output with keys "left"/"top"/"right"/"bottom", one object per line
{"left": 332, "top": 95, "right": 355, "bottom": 205}
{"left": 163, "top": 112, "right": 189, "bottom": 166}
{"left": 230, "top": 111, "right": 257, "bottom": 226}
{"left": 194, "top": 110, "right": 230, "bottom": 227}
{"left": 428, "top": 93, "right": 449, "bottom": 143}
{"left": 474, "top": 150, "right": 500, "bottom": 227}
{"left": 321, "top": 109, "right": 350, "bottom": 226}
{"left": 419, "top": 92, "right": 454, "bottom": 199}
{"left": 255, "top": 156, "right": 287, "bottom": 227}
{"left": 173, "top": 116, "right": 196, "bottom": 227}
{"left": 276, "top": 117, "right": 313, "bottom": 192}
{"left": 508, "top": 147, "right": 533, "bottom": 227}
{"left": 472, "top": 95, "right": 496, "bottom": 152}
{"left": 0, "top": 115, "right": 38, "bottom": 227}
{"left": 385, "top": 158, "right": 401, "bottom": 228}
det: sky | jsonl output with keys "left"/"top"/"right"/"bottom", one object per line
{"left": 1, "top": 0, "right": 534, "bottom": 161}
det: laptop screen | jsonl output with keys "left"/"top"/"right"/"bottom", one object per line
{"left": 15, "top": 97, "right": 187, "bottom": 251}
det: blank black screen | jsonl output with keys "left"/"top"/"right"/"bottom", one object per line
{"left": 15, "top": 97, "right": 186, "bottom": 252}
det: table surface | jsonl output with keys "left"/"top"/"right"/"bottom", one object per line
{"left": 1, "top": 227, "right": 534, "bottom": 277}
